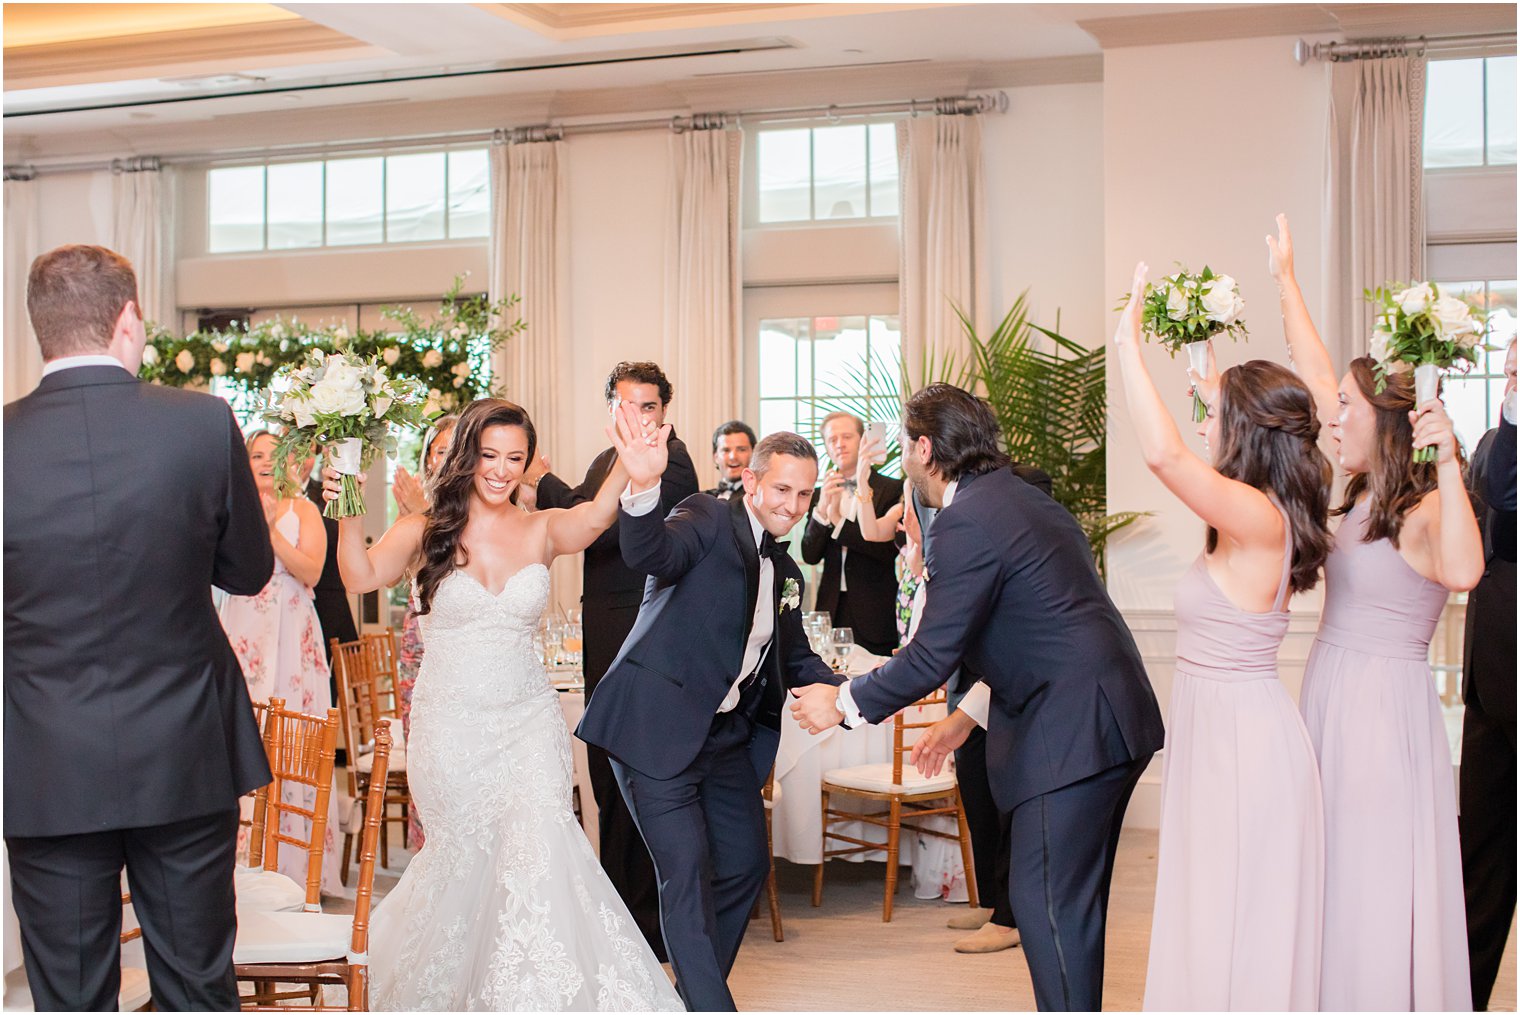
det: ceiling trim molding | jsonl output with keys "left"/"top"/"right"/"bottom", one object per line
{"left": 482, "top": 2, "right": 948, "bottom": 41}
{"left": 4, "top": 19, "right": 379, "bottom": 91}
{"left": 1078, "top": 4, "right": 1338, "bottom": 49}
{"left": 1323, "top": 3, "right": 1516, "bottom": 39}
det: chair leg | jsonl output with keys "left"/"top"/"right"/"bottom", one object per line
{"left": 812, "top": 789, "right": 829, "bottom": 907}
{"left": 379, "top": 804, "right": 390, "bottom": 869}
{"left": 340, "top": 833, "right": 354, "bottom": 887}
{"left": 767, "top": 809, "right": 783, "bottom": 942}
{"left": 883, "top": 797, "right": 902, "bottom": 922}
{"left": 954, "top": 787, "right": 980, "bottom": 909}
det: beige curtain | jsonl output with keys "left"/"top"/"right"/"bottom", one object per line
{"left": 488, "top": 138, "right": 569, "bottom": 462}
{"left": 5, "top": 177, "right": 42, "bottom": 401}
{"left": 111, "top": 162, "right": 173, "bottom": 327}
{"left": 664, "top": 126, "right": 742, "bottom": 490}
{"left": 1323, "top": 54, "right": 1426, "bottom": 364}
{"left": 898, "top": 114, "right": 988, "bottom": 392}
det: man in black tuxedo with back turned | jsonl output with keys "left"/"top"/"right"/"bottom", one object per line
{"left": 532, "top": 360, "right": 698, "bottom": 959}
{"left": 578, "top": 429, "right": 840, "bottom": 1011}
{"left": 802, "top": 411, "right": 903, "bottom": 655}
{"left": 4, "top": 245, "right": 274, "bottom": 1010}
{"left": 792, "top": 384, "right": 1163, "bottom": 1012}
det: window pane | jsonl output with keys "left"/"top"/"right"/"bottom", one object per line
{"left": 208, "top": 166, "right": 264, "bottom": 252}
{"left": 759, "top": 398, "right": 806, "bottom": 441}
{"left": 759, "top": 318, "right": 803, "bottom": 398}
{"left": 447, "top": 149, "right": 490, "bottom": 238}
{"left": 813, "top": 125, "right": 867, "bottom": 220}
{"left": 758, "top": 129, "right": 811, "bottom": 223}
{"left": 868, "top": 123, "right": 899, "bottom": 217}
{"left": 326, "top": 157, "right": 383, "bottom": 246}
{"left": 1487, "top": 280, "right": 1517, "bottom": 371}
{"left": 1425, "top": 58, "right": 1485, "bottom": 168}
{"left": 1444, "top": 375, "right": 1489, "bottom": 455}
{"left": 386, "top": 151, "right": 446, "bottom": 242}
{"left": 813, "top": 314, "right": 870, "bottom": 396}
{"left": 266, "top": 161, "right": 323, "bottom": 250}
{"left": 869, "top": 315, "right": 903, "bottom": 407}
{"left": 1488, "top": 56, "right": 1517, "bottom": 165}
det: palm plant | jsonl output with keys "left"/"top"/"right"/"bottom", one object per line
{"left": 811, "top": 292, "right": 1145, "bottom": 576}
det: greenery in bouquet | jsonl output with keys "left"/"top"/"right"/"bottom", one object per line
{"left": 138, "top": 275, "right": 524, "bottom": 417}
{"left": 1365, "top": 281, "right": 1488, "bottom": 462}
{"left": 1116, "top": 265, "right": 1248, "bottom": 422}
{"left": 260, "top": 349, "right": 433, "bottom": 518}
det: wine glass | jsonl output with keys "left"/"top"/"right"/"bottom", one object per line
{"left": 830, "top": 627, "right": 854, "bottom": 672}
{"left": 562, "top": 622, "right": 584, "bottom": 670}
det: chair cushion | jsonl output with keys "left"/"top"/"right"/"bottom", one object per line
{"left": 822, "top": 762, "right": 956, "bottom": 796}
{"left": 118, "top": 968, "right": 151, "bottom": 1012}
{"left": 355, "top": 749, "right": 405, "bottom": 775}
{"left": 233, "top": 910, "right": 353, "bottom": 965}
{"left": 234, "top": 866, "right": 307, "bottom": 914}
{"left": 763, "top": 781, "right": 783, "bottom": 810}
{"left": 334, "top": 793, "right": 365, "bottom": 834}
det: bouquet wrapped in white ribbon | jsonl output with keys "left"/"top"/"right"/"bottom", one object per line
{"left": 261, "top": 348, "right": 432, "bottom": 517}
{"left": 1365, "top": 281, "right": 1488, "bottom": 462}
{"left": 1120, "top": 265, "right": 1248, "bottom": 422}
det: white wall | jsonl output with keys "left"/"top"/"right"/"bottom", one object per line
{"left": 1102, "top": 34, "right": 1335, "bottom": 614}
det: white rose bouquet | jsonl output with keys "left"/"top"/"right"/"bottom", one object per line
{"left": 1365, "top": 281, "right": 1487, "bottom": 462}
{"left": 1119, "top": 265, "right": 1248, "bottom": 422}
{"left": 260, "top": 349, "right": 432, "bottom": 517}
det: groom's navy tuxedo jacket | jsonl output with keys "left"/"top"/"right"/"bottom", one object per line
{"left": 850, "top": 466, "right": 1164, "bottom": 812}
{"left": 577, "top": 492, "right": 840, "bottom": 781}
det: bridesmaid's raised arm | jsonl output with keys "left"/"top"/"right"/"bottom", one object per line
{"left": 1268, "top": 213, "right": 1341, "bottom": 428}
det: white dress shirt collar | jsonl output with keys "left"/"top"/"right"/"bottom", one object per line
{"left": 41, "top": 354, "right": 130, "bottom": 378}
{"left": 940, "top": 478, "right": 960, "bottom": 509}
{"left": 741, "top": 494, "right": 766, "bottom": 547}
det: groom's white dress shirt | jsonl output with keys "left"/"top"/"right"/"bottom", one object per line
{"left": 41, "top": 354, "right": 129, "bottom": 378}
{"left": 622, "top": 483, "right": 774, "bottom": 714}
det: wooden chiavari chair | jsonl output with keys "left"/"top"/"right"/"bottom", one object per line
{"left": 234, "top": 724, "right": 392, "bottom": 1011}
{"left": 812, "top": 689, "right": 978, "bottom": 922}
{"left": 236, "top": 699, "right": 309, "bottom": 914}
{"left": 330, "top": 637, "right": 409, "bottom": 877}
{"left": 762, "top": 767, "right": 784, "bottom": 942}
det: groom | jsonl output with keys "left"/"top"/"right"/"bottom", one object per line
{"left": 792, "top": 383, "right": 1164, "bottom": 1011}
{"left": 577, "top": 427, "right": 840, "bottom": 1011}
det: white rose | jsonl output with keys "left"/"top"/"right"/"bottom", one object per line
{"left": 141, "top": 345, "right": 159, "bottom": 367}
{"left": 1200, "top": 275, "right": 1241, "bottom": 325}
{"left": 1396, "top": 283, "right": 1434, "bottom": 316}
{"left": 372, "top": 396, "right": 393, "bottom": 419}
{"left": 1165, "top": 283, "right": 1189, "bottom": 322}
{"left": 175, "top": 349, "right": 195, "bottom": 373}
{"left": 321, "top": 359, "right": 363, "bottom": 392}
{"left": 382, "top": 347, "right": 400, "bottom": 366}
{"left": 422, "top": 349, "right": 444, "bottom": 369}
{"left": 335, "top": 325, "right": 350, "bottom": 341}
{"left": 209, "top": 357, "right": 227, "bottom": 376}
{"left": 1429, "top": 295, "right": 1477, "bottom": 340}
{"left": 286, "top": 395, "right": 316, "bottom": 428}
{"left": 307, "top": 377, "right": 367, "bottom": 417}
{"left": 270, "top": 323, "right": 286, "bottom": 340}
{"left": 1370, "top": 328, "right": 1393, "bottom": 364}
{"left": 235, "top": 352, "right": 256, "bottom": 373}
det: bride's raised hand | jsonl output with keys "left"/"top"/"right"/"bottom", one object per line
{"left": 1266, "top": 212, "right": 1295, "bottom": 286}
{"left": 1114, "top": 261, "right": 1148, "bottom": 350}
{"left": 606, "top": 401, "right": 671, "bottom": 490}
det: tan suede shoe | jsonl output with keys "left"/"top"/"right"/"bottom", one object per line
{"left": 945, "top": 906, "right": 994, "bottom": 931}
{"left": 953, "top": 923, "right": 1021, "bottom": 954}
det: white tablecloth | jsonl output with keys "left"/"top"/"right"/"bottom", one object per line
{"left": 770, "top": 648, "right": 969, "bottom": 902}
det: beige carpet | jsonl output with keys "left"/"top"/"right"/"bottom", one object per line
{"left": 331, "top": 826, "right": 1516, "bottom": 1011}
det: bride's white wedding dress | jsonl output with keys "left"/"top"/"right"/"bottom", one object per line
{"left": 369, "top": 564, "right": 683, "bottom": 1011}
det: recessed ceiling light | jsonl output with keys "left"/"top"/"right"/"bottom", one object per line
{"left": 160, "top": 72, "right": 268, "bottom": 90}
{"left": 844, "top": 48, "right": 864, "bottom": 54}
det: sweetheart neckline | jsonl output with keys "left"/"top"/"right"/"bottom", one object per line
{"left": 448, "top": 561, "right": 550, "bottom": 599}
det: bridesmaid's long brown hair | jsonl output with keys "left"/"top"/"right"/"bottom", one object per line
{"left": 1335, "top": 356, "right": 1459, "bottom": 547}
{"left": 1207, "top": 360, "right": 1334, "bottom": 595}
{"left": 414, "top": 399, "right": 537, "bottom": 615}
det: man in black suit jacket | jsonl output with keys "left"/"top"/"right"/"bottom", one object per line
{"left": 801, "top": 412, "right": 903, "bottom": 655}
{"left": 4, "top": 245, "right": 274, "bottom": 1011}
{"left": 532, "top": 360, "right": 698, "bottom": 959}
{"left": 703, "top": 419, "right": 756, "bottom": 500}
{"left": 578, "top": 430, "right": 840, "bottom": 1011}
{"left": 793, "top": 384, "right": 1163, "bottom": 1012}
{"left": 1460, "top": 342, "right": 1517, "bottom": 1012}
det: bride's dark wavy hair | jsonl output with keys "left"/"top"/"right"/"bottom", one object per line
{"left": 414, "top": 399, "right": 537, "bottom": 615}
{"left": 1207, "top": 360, "right": 1334, "bottom": 595}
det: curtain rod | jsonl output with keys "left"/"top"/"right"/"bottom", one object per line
{"left": 5, "top": 91, "right": 1008, "bottom": 177}
{"left": 1295, "top": 32, "right": 1516, "bottom": 64}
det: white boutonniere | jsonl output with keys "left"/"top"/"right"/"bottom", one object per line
{"left": 780, "top": 578, "right": 801, "bottom": 614}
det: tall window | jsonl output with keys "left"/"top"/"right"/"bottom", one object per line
{"left": 757, "top": 313, "right": 901, "bottom": 454}
{"left": 752, "top": 122, "right": 899, "bottom": 224}
{"left": 207, "top": 148, "right": 489, "bottom": 253}
{"left": 1424, "top": 56, "right": 1516, "bottom": 168}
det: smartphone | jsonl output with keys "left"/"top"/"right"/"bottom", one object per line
{"left": 865, "top": 420, "right": 888, "bottom": 464}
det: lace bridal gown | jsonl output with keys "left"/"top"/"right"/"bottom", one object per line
{"left": 369, "top": 564, "right": 683, "bottom": 1011}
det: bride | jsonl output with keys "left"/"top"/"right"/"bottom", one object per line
{"left": 325, "top": 398, "right": 683, "bottom": 1011}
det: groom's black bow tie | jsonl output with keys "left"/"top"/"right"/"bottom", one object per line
{"left": 759, "top": 532, "right": 789, "bottom": 558}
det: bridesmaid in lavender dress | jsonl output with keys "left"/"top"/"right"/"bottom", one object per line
{"left": 1114, "top": 264, "right": 1334, "bottom": 1010}
{"left": 1270, "top": 215, "right": 1485, "bottom": 1010}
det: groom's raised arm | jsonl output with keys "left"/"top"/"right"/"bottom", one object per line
{"left": 618, "top": 490, "right": 715, "bottom": 581}
{"left": 845, "top": 510, "right": 1001, "bottom": 723}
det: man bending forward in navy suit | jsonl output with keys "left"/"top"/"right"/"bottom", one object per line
{"left": 792, "top": 384, "right": 1163, "bottom": 1012}
{"left": 577, "top": 425, "right": 840, "bottom": 1011}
